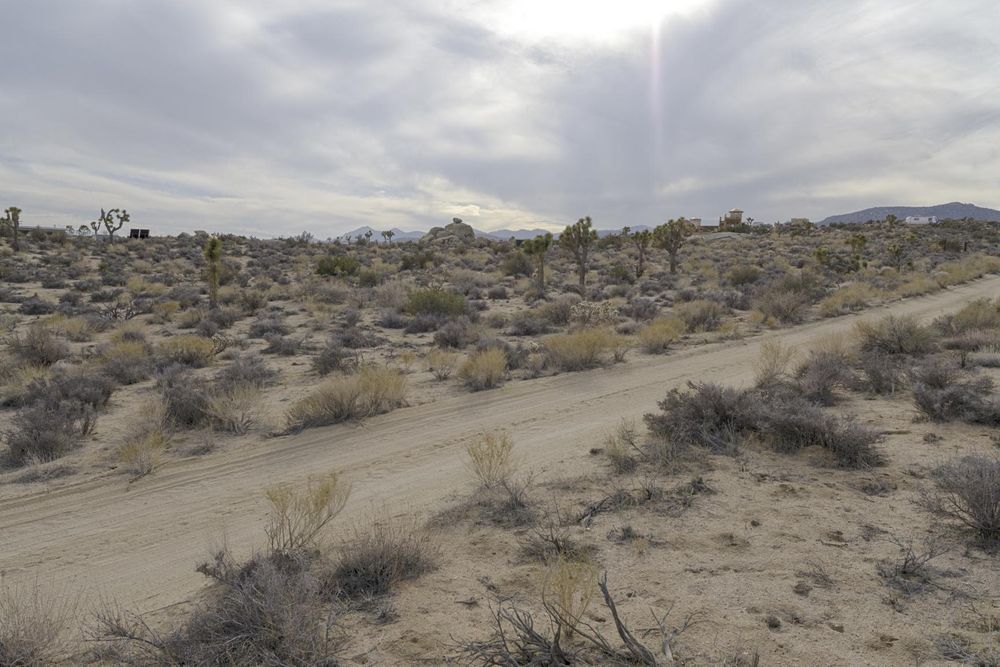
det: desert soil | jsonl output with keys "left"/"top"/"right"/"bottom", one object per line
{"left": 3, "top": 276, "right": 1000, "bottom": 665}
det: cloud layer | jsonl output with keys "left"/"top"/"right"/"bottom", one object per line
{"left": 2, "top": 0, "right": 998, "bottom": 235}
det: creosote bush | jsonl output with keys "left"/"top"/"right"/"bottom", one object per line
{"left": 286, "top": 366, "right": 406, "bottom": 430}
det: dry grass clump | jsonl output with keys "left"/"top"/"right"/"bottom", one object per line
{"left": 117, "top": 398, "right": 169, "bottom": 478}
{"left": 923, "top": 455, "right": 1000, "bottom": 544}
{"left": 458, "top": 347, "right": 507, "bottom": 390}
{"left": 637, "top": 316, "right": 686, "bottom": 353}
{"left": 818, "top": 282, "right": 879, "bottom": 317}
{"left": 675, "top": 299, "right": 727, "bottom": 332}
{"left": 541, "top": 558, "right": 598, "bottom": 637}
{"left": 286, "top": 366, "right": 406, "bottom": 430}
{"left": 544, "top": 328, "right": 617, "bottom": 371}
{"left": 265, "top": 471, "right": 350, "bottom": 553}
{"left": 603, "top": 418, "right": 641, "bottom": 473}
{"left": 948, "top": 298, "right": 1000, "bottom": 333}
{"left": 206, "top": 386, "right": 266, "bottom": 435}
{"left": 466, "top": 430, "right": 515, "bottom": 488}
{"left": 157, "top": 334, "right": 217, "bottom": 368}
{"left": 935, "top": 254, "right": 1000, "bottom": 286}
{"left": 0, "top": 583, "right": 76, "bottom": 666}
{"left": 100, "top": 340, "right": 153, "bottom": 384}
{"left": 753, "top": 339, "right": 797, "bottom": 387}
{"left": 329, "top": 516, "right": 437, "bottom": 599}
{"left": 425, "top": 348, "right": 459, "bottom": 381}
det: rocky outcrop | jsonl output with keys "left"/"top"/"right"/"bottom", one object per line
{"left": 423, "top": 219, "right": 476, "bottom": 245}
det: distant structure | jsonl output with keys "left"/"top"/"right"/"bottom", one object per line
{"left": 905, "top": 216, "right": 937, "bottom": 225}
{"left": 128, "top": 228, "right": 151, "bottom": 239}
{"left": 789, "top": 217, "right": 811, "bottom": 226}
{"left": 719, "top": 208, "right": 743, "bottom": 226}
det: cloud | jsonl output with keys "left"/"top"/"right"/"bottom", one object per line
{"left": 1, "top": 0, "right": 998, "bottom": 235}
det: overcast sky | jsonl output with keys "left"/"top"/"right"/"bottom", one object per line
{"left": 2, "top": 0, "right": 999, "bottom": 236}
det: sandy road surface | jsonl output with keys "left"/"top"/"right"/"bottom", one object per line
{"left": 2, "top": 276, "right": 999, "bottom": 613}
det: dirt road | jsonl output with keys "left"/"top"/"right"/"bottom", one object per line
{"left": 2, "top": 277, "right": 998, "bottom": 613}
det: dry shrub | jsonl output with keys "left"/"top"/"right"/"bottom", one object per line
{"left": 7, "top": 324, "right": 69, "bottom": 366}
{"left": 100, "top": 340, "right": 153, "bottom": 384}
{"left": 544, "top": 328, "right": 616, "bottom": 371}
{"left": 118, "top": 398, "right": 169, "bottom": 478}
{"left": 425, "top": 348, "right": 459, "bottom": 381}
{"left": 0, "top": 583, "right": 76, "bottom": 666}
{"left": 795, "top": 350, "right": 854, "bottom": 405}
{"left": 675, "top": 299, "right": 727, "bottom": 332}
{"left": 637, "top": 316, "right": 685, "bottom": 353}
{"left": 265, "top": 471, "right": 350, "bottom": 554}
{"left": 923, "top": 456, "right": 1000, "bottom": 544}
{"left": 895, "top": 274, "right": 939, "bottom": 298}
{"left": 286, "top": 366, "right": 406, "bottom": 429}
{"left": 158, "top": 335, "right": 217, "bottom": 368}
{"left": 466, "top": 430, "right": 515, "bottom": 488}
{"left": 855, "top": 315, "right": 936, "bottom": 356}
{"left": 541, "top": 558, "right": 598, "bottom": 637}
{"left": 753, "top": 285, "right": 811, "bottom": 324}
{"left": 936, "top": 254, "right": 1000, "bottom": 286}
{"left": 911, "top": 363, "right": 999, "bottom": 424}
{"left": 3, "top": 400, "right": 95, "bottom": 467}
{"left": 207, "top": 385, "right": 266, "bottom": 435}
{"left": 753, "top": 339, "right": 796, "bottom": 387}
{"left": 949, "top": 298, "right": 1000, "bottom": 333}
{"left": 458, "top": 348, "right": 507, "bottom": 390}
{"left": 94, "top": 550, "right": 338, "bottom": 666}
{"left": 645, "top": 382, "right": 883, "bottom": 468}
{"left": 47, "top": 315, "right": 96, "bottom": 342}
{"left": 818, "top": 282, "right": 878, "bottom": 317}
{"left": 604, "top": 418, "right": 640, "bottom": 473}
{"left": 330, "top": 517, "right": 436, "bottom": 599}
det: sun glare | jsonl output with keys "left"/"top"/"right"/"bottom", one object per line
{"left": 491, "top": 0, "right": 708, "bottom": 40}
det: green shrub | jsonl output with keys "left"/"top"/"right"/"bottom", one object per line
{"left": 405, "top": 287, "right": 467, "bottom": 317}
{"left": 316, "top": 255, "right": 360, "bottom": 277}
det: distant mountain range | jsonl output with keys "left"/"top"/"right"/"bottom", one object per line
{"left": 820, "top": 202, "right": 1000, "bottom": 225}
{"left": 332, "top": 223, "right": 654, "bottom": 242}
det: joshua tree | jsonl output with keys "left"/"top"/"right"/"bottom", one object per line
{"left": 363, "top": 229, "right": 373, "bottom": 245}
{"left": 887, "top": 242, "right": 904, "bottom": 270}
{"left": 93, "top": 208, "right": 129, "bottom": 243}
{"left": 653, "top": 217, "right": 695, "bottom": 274}
{"left": 884, "top": 213, "right": 899, "bottom": 226}
{"left": 381, "top": 230, "right": 395, "bottom": 246}
{"left": 560, "top": 216, "right": 598, "bottom": 289}
{"left": 847, "top": 233, "right": 867, "bottom": 270}
{"left": 204, "top": 236, "right": 223, "bottom": 308}
{"left": 1, "top": 206, "right": 21, "bottom": 252}
{"left": 621, "top": 226, "right": 653, "bottom": 279}
{"left": 522, "top": 232, "right": 553, "bottom": 291}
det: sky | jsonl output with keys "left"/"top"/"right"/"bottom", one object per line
{"left": 2, "top": 0, "right": 999, "bottom": 237}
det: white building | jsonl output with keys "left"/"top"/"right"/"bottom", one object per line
{"left": 905, "top": 216, "right": 937, "bottom": 225}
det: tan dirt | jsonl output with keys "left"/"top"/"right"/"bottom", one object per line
{"left": 2, "top": 276, "right": 999, "bottom": 653}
